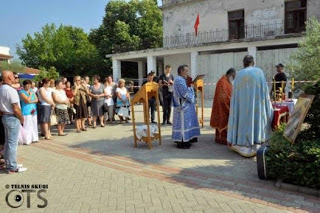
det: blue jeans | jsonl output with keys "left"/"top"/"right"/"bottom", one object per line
{"left": 2, "top": 115, "right": 20, "bottom": 170}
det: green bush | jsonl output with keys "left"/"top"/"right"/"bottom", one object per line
{"left": 266, "top": 81, "right": 320, "bottom": 189}
{"left": 266, "top": 126, "right": 320, "bottom": 189}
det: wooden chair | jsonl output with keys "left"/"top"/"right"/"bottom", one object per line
{"left": 130, "top": 82, "right": 162, "bottom": 149}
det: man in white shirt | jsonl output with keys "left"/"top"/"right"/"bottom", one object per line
{"left": 0, "top": 70, "right": 27, "bottom": 173}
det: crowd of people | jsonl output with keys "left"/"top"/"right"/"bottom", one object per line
{"left": 0, "top": 55, "right": 281, "bottom": 173}
{"left": 0, "top": 72, "right": 131, "bottom": 173}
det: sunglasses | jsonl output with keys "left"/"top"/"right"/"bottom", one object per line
{"left": 15, "top": 76, "right": 19, "bottom": 79}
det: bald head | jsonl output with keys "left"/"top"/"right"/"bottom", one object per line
{"left": 1, "top": 70, "right": 15, "bottom": 85}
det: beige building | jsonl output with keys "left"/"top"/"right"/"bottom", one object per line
{"left": 107, "top": 0, "right": 319, "bottom": 98}
{"left": 0, "top": 46, "right": 13, "bottom": 64}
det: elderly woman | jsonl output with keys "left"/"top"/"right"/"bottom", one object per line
{"left": 72, "top": 76, "right": 89, "bottom": 133}
{"left": 116, "top": 79, "right": 130, "bottom": 123}
{"left": 38, "top": 78, "right": 55, "bottom": 140}
{"left": 53, "top": 80, "right": 70, "bottom": 136}
{"left": 89, "top": 75, "right": 106, "bottom": 128}
{"left": 19, "top": 80, "right": 39, "bottom": 144}
{"left": 172, "top": 65, "right": 200, "bottom": 149}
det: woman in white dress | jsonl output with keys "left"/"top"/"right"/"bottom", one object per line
{"left": 19, "top": 80, "right": 39, "bottom": 144}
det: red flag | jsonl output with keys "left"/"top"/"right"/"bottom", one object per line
{"left": 194, "top": 14, "right": 200, "bottom": 36}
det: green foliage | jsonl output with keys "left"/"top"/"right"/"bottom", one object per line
{"left": 266, "top": 81, "right": 320, "bottom": 189}
{"left": 266, "top": 126, "right": 320, "bottom": 189}
{"left": 17, "top": 23, "right": 106, "bottom": 77}
{"left": 0, "top": 61, "right": 26, "bottom": 73}
{"left": 298, "top": 80, "right": 320, "bottom": 140}
{"left": 89, "top": 0, "right": 163, "bottom": 56}
{"left": 287, "top": 17, "right": 320, "bottom": 81}
{"left": 34, "top": 66, "right": 59, "bottom": 82}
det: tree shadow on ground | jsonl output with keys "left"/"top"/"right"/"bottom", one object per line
{"left": 168, "top": 164, "right": 319, "bottom": 212}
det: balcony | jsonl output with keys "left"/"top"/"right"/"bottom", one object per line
{"left": 112, "top": 22, "right": 304, "bottom": 53}
{"left": 163, "top": 21, "right": 304, "bottom": 49}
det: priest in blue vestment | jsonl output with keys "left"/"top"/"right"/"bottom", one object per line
{"left": 172, "top": 65, "right": 200, "bottom": 149}
{"left": 227, "top": 55, "right": 273, "bottom": 157}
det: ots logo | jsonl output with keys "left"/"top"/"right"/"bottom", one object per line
{"left": 5, "top": 185, "right": 48, "bottom": 209}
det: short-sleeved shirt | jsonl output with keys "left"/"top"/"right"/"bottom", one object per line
{"left": 274, "top": 72, "right": 287, "bottom": 92}
{"left": 38, "top": 87, "right": 53, "bottom": 106}
{"left": 54, "top": 89, "right": 68, "bottom": 110}
{"left": 104, "top": 86, "right": 114, "bottom": 106}
{"left": 0, "top": 84, "right": 21, "bottom": 114}
{"left": 90, "top": 83, "right": 105, "bottom": 102}
{"left": 116, "top": 87, "right": 128, "bottom": 100}
{"left": 159, "top": 74, "right": 174, "bottom": 94}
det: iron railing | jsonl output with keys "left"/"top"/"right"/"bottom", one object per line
{"left": 163, "top": 21, "right": 303, "bottom": 48}
{"left": 112, "top": 21, "right": 304, "bottom": 53}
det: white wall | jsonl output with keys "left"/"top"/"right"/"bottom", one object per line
{"left": 163, "top": 53, "right": 191, "bottom": 76}
{"left": 196, "top": 47, "right": 298, "bottom": 99}
{"left": 256, "top": 48, "right": 298, "bottom": 82}
{"left": 197, "top": 51, "right": 247, "bottom": 99}
{"left": 163, "top": 0, "right": 320, "bottom": 37}
{"left": 0, "top": 46, "right": 10, "bottom": 55}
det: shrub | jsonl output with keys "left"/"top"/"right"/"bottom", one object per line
{"left": 266, "top": 125, "right": 320, "bottom": 189}
{"left": 266, "top": 81, "right": 320, "bottom": 189}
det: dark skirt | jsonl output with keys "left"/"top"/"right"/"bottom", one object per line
{"left": 38, "top": 105, "right": 52, "bottom": 124}
{"left": 75, "top": 96, "right": 88, "bottom": 119}
{"left": 56, "top": 108, "right": 70, "bottom": 124}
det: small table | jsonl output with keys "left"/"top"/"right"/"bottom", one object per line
{"left": 273, "top": 100, "right": 297, "bottom": 114}
{"left": 272, "top": 104, "right": 289, "bottom": 129}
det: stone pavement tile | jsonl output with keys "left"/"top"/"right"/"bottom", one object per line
{"left": 204, "top": 207, "right": 224, "bottom": 213}
{"left": 0, "top": 121, "right": 303, "bottom": 213}
{"left": 226, "top": 201, "right": 246, "bottom": 213}
{"left": 218, "top": 202, "right": 235, "bottom": 212}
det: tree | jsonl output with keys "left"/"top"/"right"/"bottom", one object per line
{"left": 89, "top": 0, "right": 162, "bottom": 56}
{"left": 34, "top": 66, "right": 60, "bottom": 82}
{"left": 0, "top": 60, "right": 26, "bottom": 73}
{"left": 287, "top": 17, "right": 320, "bottom": 81}
{"left": 88, "top": 0, "right": 162, "bottom": 78}
{"left": 17, "top": 24, "right": 106, "bottom": 77}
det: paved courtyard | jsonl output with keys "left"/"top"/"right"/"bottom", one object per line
{"left": 0, "top": 105, "right": 319, "bottom": 213}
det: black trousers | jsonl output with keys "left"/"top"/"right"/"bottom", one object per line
{"left": 149, "top": 98, "right": 156, "bottom": 122}
{"left": 162, "top": 93, "right": 172, "bottom": 123}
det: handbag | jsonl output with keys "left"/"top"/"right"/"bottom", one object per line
{"left": 103, "top": 103, "right": 109, "bottom": 113}
{"left": 50, "top": 110, "right": 58, "bottom": 126}
{"left": 118, "top": 106, "right": 129, "bottom": 118}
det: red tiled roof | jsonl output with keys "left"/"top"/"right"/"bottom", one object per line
{"left": 0, "top": 54, "right": 13, "bottom": 60}
{"left": 24, "top": 67, "right": 40, "bottom": 74}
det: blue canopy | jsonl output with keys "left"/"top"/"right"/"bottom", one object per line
{"left": 18, "top": 74, "right": 36, "bottom": 79}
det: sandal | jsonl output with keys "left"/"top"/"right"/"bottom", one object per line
{"left": 81, "top": 128, "right": 87, "bottom": 131}
{"left": 58, "top": 133, "right": 68, "bottom": 136}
